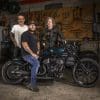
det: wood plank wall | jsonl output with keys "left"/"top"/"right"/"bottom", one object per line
{"left": 23, "top": 5, "right": 93, "bottom": 39}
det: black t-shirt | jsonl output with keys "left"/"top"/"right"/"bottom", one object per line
{"left": 21, "top": 31, "right": 38, "bottom": 56}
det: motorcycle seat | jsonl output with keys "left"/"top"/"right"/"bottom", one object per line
{"left": 12, "top": 57, "right": 28, "bottom": 64}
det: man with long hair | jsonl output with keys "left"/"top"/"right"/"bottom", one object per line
{"left": 41, "top": 17, "right": 64, "bottom": 49}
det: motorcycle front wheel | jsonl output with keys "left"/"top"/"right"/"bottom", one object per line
{"left": 73, "top": 58, "right": 99, "bottom": 88}
{"left": 2, "top": 61, "right": 23, "bottom": 84}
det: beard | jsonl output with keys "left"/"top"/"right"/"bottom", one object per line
{"left": 29, "top": 28, "right": 36, "bottom": 32}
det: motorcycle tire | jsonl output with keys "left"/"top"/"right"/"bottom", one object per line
{"left": 2, "top": 61, "right": 23, "bottom": 84}
{"left": 73, "top": 58, "right": 99, "bottom": 88}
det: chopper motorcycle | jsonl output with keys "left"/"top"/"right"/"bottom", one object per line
{"left": 1, "top": 40, "right": 99, "bottom": 88}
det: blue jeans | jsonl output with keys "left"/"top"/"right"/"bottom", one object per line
{"left": 23, "top": 55, "right": 40, "bottom": 87}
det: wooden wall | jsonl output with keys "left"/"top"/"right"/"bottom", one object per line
{"left": 23, "top": 5, "right": 93, "bottom": 39}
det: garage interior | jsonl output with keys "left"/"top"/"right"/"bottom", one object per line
{"left": 0, "top": 0, "right": 100, "bottom": 100}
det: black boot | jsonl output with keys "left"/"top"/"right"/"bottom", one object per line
{"left": 26, "top": 83, "right": 39, "bottom": 92}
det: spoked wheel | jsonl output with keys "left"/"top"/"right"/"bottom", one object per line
{"left": 2, "top": 61, "right": 23, "bottom": 84}
{"left": 73, "top": 58, "right": 99, "bottom": 88}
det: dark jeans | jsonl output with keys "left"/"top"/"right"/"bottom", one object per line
{"left": 23, "top": 55, "right": 40, "bottom": 87}
{"left": 13, "top": 47, "right": 21, "bottom": 58}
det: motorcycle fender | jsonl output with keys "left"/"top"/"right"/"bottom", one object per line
{"left": 11, "top": 59, "right": 25, "bottom": 66}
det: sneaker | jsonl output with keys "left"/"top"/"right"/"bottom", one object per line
{"left": 26, "top": 84, "right": 39, "bottom": 92}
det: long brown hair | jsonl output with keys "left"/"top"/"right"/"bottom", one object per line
{"left": 45, "top": 17, "right": 56, "bottom": 29}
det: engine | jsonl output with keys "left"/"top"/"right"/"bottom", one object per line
{"left": 43, "top": 56, "right": 64, "bottom": 78}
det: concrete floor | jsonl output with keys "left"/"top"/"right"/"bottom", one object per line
{"left": 0, "top": 80, "right": 100, "bottom": 100}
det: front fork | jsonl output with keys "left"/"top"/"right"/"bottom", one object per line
{"left": 75, "top": 57, "right": 89, "bottom": 74}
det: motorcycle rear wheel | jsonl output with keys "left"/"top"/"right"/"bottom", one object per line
{"left": 73, "top": 58, "right": 99, "bottom": 88}
{"left": 2, "top": 61, "right": 23, "bottom": 84}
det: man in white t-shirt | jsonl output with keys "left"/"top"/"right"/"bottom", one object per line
{"left": 10, "top": 14, "right": 28, "bottom": 57}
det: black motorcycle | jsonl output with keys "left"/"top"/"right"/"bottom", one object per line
{"left": 1, "top": 40, "right": 99, "bottom": 88}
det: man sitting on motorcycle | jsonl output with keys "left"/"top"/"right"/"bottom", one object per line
{"left": 21, "top": 21, "right": 40, "bottom": 92}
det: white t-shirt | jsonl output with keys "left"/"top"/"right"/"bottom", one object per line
{"left": 11, "top": 24, "right": 28, "bottom": 48}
